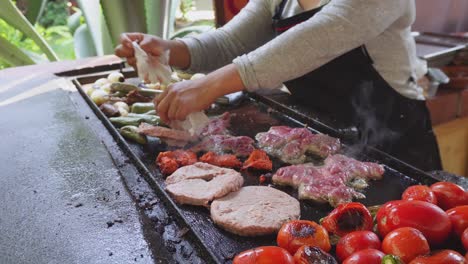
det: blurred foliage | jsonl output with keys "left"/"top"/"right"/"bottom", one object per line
{"left": 179, "top": 0, "right": 194, "bottom": 21}
{"left": 39, "top": 0, "right": 69, "bottom": 28}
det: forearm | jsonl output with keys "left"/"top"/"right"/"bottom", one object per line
{"left": 167, "top": 40, "right": 191, "bottom": 69}
{"left": 201, "top": 64, "right": 246, "bottom": 99}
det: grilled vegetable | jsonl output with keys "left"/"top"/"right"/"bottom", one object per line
{"left": 113, "top": 102, "right": 129, "bottom": 116}
{"left": 336, "top": 231, "right": 381, "bottom": 262}
{"left": 107, "top": 72, "right": 125, "bottom": 83}
{"left": 94, "top": 77, "right": 110, "bottom": 87}
{"left": 233, "top": 246, "right": 294, "bottom": 264}
{"left": 277, "top": 220, "right": 331, "bottom": 254}
{"left": 99, "top": 103, "right": 119, "bottom": 117}
{"left": 109, "top": 115, "right": 160, "bottom": 127}
{"left": 119, "top": 125, "right": 147, "bottom": 144}
{"left": 446, "top": 205, "right": 468, "bottom": 236}
{"left": 342, "top": 249, "right": 385, "bottom": 264}
{"left": 409, "top": 250, "right": 466, "bottom": 264}
{"left": 110, "top": 82, "right": 138, "bottom": 94}
{"left": 293, "top": 246, "right": 337, "bottom": 264}
{"left": 430, "top": 182, "right": 468, "bottom": 210}
{"left": 402, "top": 185, "right": 438, "bottom": 205}
{"left": 382, "top": 227, "right": 430, "bottom": 264}
{"left": 131, "top": 102, "right": 155, "bottom": 114}
{"left": 382, "top": 255, "right": 403, "bottom": 264}
{"left": 90, "top": 89, "right": 109, "bottom": 105}
{"left": 321, "top": 202, "right": 373, "bottom": 237}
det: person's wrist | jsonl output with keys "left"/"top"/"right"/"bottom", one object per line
{"left": 167, "top": 40, "right": 190, "bottom": 69}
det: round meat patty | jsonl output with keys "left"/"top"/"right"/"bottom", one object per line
{"left": 210, "top": 186, "right": 300, "bottom": 236}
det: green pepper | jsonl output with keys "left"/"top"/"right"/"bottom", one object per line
{"left": 137, "top": 88, "right": 161, "bottom": 98}
{"left": 109, "top": 115, "right": 160, "bottom": 127}
{"left": 126, "top": 113, "right": 160, "bottom": 124}
{"left": 382, "top": 255, "right": 402, "bottom": 264}
{"left": 143, "top": 109, "right": 157, "bottom": 115}
{"left": 110, "top": 83, "right": 138, "bottom": 94}
{"left": 130, "top": 102, "right": 155, "bottom": 114}
{"left": 119, "top": 125, "right": 147, "bottom": 144}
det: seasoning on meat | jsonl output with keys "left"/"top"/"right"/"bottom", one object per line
{"left": 165, "top": 162, "right": 244, "bottom": 206}
{"left": 199, "top": 152, "right": 242, "bottom": 169}
{"left": 156, "top": 150, "right": 198, "bottom": 175}
{"left": 272, "top": 154, "right": 385, "bottom": 207}
{"left": 138, "top": 123, "right": 196, "bottom": 147}
{"left": 242, "top": 149, "right": 273, "bottom": 171}
{"left": 255, "top": 126, "right": 340, "bottom": 164}
{"left": 199, "top": 112, "right": 231, "bottom": 136}
{"left": 191, "top": 135, "right": 255, "bottom": 157}
{"left": 210, "top": 186, "right": 300, "bottom": 236}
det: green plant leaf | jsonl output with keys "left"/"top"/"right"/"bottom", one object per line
{"left": 0, "top": 0, "right": 58, "bottom": 61}
{"left": 0, "top": 34, "right": 35, "bottom": 66}
{"left": 73, "top": 24, "right": 97, "bottom": 58}
{"left": 76, "top": 0, "right": 114, "bottom": 56}
{"left": 23, "top": 0, "right": 47, "bottom": 25}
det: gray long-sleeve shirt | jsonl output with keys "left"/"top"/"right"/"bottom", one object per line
{"left": 180, "top": 0, "right": 426, "bottom": 100}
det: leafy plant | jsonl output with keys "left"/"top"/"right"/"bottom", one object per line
{"left": 39, "top": 0, "right": 69, "bottom": 28}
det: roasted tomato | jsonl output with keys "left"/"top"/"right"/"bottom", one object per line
{"left": 336, "top": 231, "right": 381, "bottom": 262}
{"left": 242, "top": 149, "right": 273, "bottom": 171}
{"left": 446, "top": 205, "right": 468, "bottom": 236}
{"left": 430, "top": 182, "right": 468, "bottom": 210}
{"left": 233, "top": 246, "right": 294, "bottom": 264}
{"left": 342, "top": 249, "right": 385, "bottom": 264}
{"left": 376, "top": 200, "right": 452, "bottom": 246}
{"left": 402, "top": 185, "right": 438, "bottom": 205}
{"left": 382, "top": 227, "right": 430, "bottom": 264}
{"left": 277, "top": 220, "right": 331, "bottom": 254}
{"left": 321, "top": 202, "right": 373, "bottom": 237}
{"left": 408, "top": 250, "right": 466, "bottom": 264}
{"left": 462, "top": 228, "right": 468, "bottom": 251}
{"left": 293, "top": 245, "right": 337, "bottom": 264}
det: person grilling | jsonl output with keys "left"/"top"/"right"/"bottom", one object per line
{"left": 115, "top": 0, "right": 442, "bottom": 172}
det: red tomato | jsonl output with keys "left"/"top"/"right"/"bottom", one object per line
{"left": 462, "top": 228, "right": 468, "bottom": 251}
{"left": 293, "top": 246, "right": 337, "bottom": 264}
{"left": 409, "top": 250, "right": 466, "bottom": 264}
{"left": 233, "top": 246, "right": 294, "bottom": 264}
{"left": 321, "top": 202, "right": 373, "bottom": 237}
{"left": 382, "top": 227, "right": 430, "bottom": 264}
{"left": 376, "top": 200, "right": 452, "bottom": 245}
{"left": 277, "top": 220, "right": 330, "bottom": 255}
{"left": 430, "top": 182, "right": 468, "bottom": 210}
{"left": 402, "top": 185, "right": 438, "bottom": 205}
{"left": 446, "top": 206, "right": 468, "bottom": 236}
{"left": 342, "top": 249, "right": 385, "bottom": 264}
{"left": 336, "top": 231, "right": 381, "bottom": 262}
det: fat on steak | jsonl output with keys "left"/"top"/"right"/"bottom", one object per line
{"left": 255, "top": 126, "right": 340, "bottom": 164}
{"left": 191, "top": 135, "right": 255, "bottom": 157}
{"left": 210, "top": 186, "right": 300, "bottom": 236}
{"left": 165, "top": 162, "right": 243, "bottom": 206}
{"left": 272, "top": 154, "right": 385, "bottom": 207}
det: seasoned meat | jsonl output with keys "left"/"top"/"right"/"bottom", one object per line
{"left": 165, "top": 162, "right": 243, "bottom": 206}
{"left": 138, "top": 123, "right": 196, "bottom": 146}
{"left": 242, "top": 149, "right": 273, "bottom": 171}
{"left": 191, "top": 135, "right": 255, "bottom": 157}
{"left": 199, "top": 112, "right": 231, "bottom": 136}
{"left": 210, "top": 186, "right": 300, "bottom": 236}
{"left": 125, "top": 90, "right": 152, "bottom": 105}
{"left": 156, "top": 150, "right": 197, "bottom": 175}
{"left": 255, "top": 126, "right": 340, "bottom": 164}
{"left": 199, "top": 152, "right": 242, "bottom": 169}
{"left": 272, "top": 155, "right": 385, "bottom": 207}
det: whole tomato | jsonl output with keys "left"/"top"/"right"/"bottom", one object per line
{"left": 446, "top": 205, "right": 468, "bottom": 236}
{"left": 342, "top": 249, "right": 385, "bottom": 264}
{"left": 409, "top": 250, "right": 466, "bottom": 264}
{"left": 293, "top": 245, "right": 337, "bottom": 264}
{"left": 462, "top": 228, "right": 468, "bottom": 251}
{"left": 376, "top": 200, "right": 452, "bottom": 245}
{"left": 430, "top": 182, "right": 468, "bottom": 210}
{"left": 402, "top": 185, "right": 438, "bottom": 205}
{"left": 382, "top": 227, "right": 430, "bottom": 264}
{"left": 321, "top": 202, "right": 373, "bottom": 237}
{"left": 277, "top": 220, "right": 330, "bottom": 255}
{"left": 233, "top": 246, "right": 294, "bottom": 264}
{"left": 336, "top": 231, "right": 381, "bottom": 262}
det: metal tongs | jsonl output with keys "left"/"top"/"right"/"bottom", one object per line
{"left": 110, "top": 82, "right": 244, "bottom": 105}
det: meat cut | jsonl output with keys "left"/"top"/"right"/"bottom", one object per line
{"left": 199, "top": 152, "right": 242, "bottom": 169}
{"left": 138, "top": 123, "right": 195, "bottom": 146}
{"left": 165, "top": 162, "right": 244, "bottom": 206}
{"left": 242, "top": 149, "right": 273, "bottom": 171}
{"left": 191, "top": 135, "right": 255, "bottom": 157}
{"left": 199, "top": 112, "right": 231, "bottom": 137}
{"left": 210, "top": 186, "right": 300, "bottom": 236}
{"left": 255, "top": 126, "right": 340, "bottom": 164}
{"left": 156, "top": 150, "right": 198, "bottom": 175}
{"left": 272, "top": 155, "right": 385, "bottom": 206}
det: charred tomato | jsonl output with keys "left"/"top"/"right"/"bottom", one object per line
{"left": 376, "top": 200, "right": 452, "bottom": 246}
{"left": 409, "top": 250, "right": 466, "bottom": 264}
{"left": 342, "top": 249, "right": 385, "bottom": 264}
{"left": 277, "top": 220, "right": 331, "bottom": 254}
{"left": 293, "top": 245, "right": 337, "bottom": 264}
{"left": 446, "top": 205, "right": 468, "bottom": 236}
{"left": 321, "top": 202, "right": 373, "bottom": 237}
{"left": 402, "top": 185, "right": 438, "bottom": 205}
{"left": 430, "top": 182, "right": 468, "bottom": 210}
{"left": 382, "top": 227, "right": 430, "bottom": 264}
{"left": 233, "top": 246, "right": 294, "bottom": 264}
{"left": 462, "top": 228, "right": 468, "bottom": 251}
{"left": 336, "top": 231, "right": 381, "bottom": 262}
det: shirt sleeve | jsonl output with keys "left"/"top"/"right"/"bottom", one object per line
{"left": 179, "top": 0, "right": 278, "bottom": 73}
{"left": 233, "top": 0, "right": 407, "bottom": 91}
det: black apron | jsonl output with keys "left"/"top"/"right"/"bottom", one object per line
{"left": 272, "top": 0, "right": 442, "bottom": 171}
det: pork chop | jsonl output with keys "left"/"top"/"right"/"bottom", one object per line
{"left": 210, "top": 186, "right": 300, "bottom": 236}
{"left": 165, "top": 162, "right": 231, "bottom": 185}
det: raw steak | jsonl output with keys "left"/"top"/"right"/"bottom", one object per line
{"left": 191, "top": 135, "right": 255, "bottom": 157}
{"left": 199, "top": 112, "right": 231, "bottom": 136}
{"left": 138, "top": 123, "right": 195, "bottom": 145}
{"left": 210, "top": 186, "right": 300, "bottom": 236}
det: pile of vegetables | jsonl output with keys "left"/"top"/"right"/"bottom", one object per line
{"left": 233, "top": 181, "right": 468, "bottom": 264}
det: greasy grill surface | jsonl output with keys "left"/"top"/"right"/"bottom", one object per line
{"left": 74, "top": 74, "right": 454, "bottom": 263}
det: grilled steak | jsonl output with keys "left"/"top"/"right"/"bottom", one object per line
{"left": 255, "top": 126, "right": 340, "bottom": 163}
{"left": 191, "top": 135, "right": 255, "bottom": 157}
{"left": 210, "top": 186, "right": 300, "bottom": 236}
{"left": 272, "top": 155, "right": 385, "bottom": 207}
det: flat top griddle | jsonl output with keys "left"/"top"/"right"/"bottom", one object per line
{"left": 72, "top": 72, "right": 467, "bottom": 263}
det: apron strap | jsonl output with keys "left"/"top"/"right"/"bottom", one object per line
{"left": 273, "top": 0, "right": 288, "bottom": 20}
